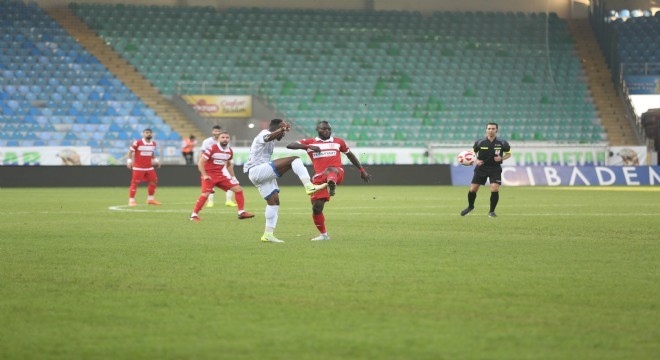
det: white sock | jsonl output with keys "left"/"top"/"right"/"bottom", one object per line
{"left": 265, "top": 205, "right": 279, "bottom": 232}
{"left": 191, "top": 212, "right": 197, "bottom": 217}
{"left": 147, "top": 195, "right": 154, "bottom": 200}
{"left": 226, "top": 190, "right": 234, "bottom": 202}
{"left": 291, "top": 158, "right": 312, "bottom": 186}
{"left": 208, "top": 193, "right": 215, "bottom": 203}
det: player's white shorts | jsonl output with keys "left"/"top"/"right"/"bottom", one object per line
{"left": 247, "top": 162, "right": 280, "bottom": 199}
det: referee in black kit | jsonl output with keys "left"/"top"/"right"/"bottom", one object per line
{"left": 461, "top": 122, "right": 511, "bottom": 217}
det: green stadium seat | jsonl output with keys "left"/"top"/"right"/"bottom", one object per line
{"left": 69, "top": 3, "right": 602, "bottom": 146}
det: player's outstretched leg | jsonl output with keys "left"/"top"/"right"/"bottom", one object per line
{"left": 311, "top": 200, "right": 330, "bottom": 241}
{"left": 489, "top": 191, "right": 499, "bottom": 217}
{"left": 234, "top": 189, "right": 254, "bottom": 220}
{"left": 326, "top": 169, "right": 339, "bottom": 196}
{"left": 146, "top": 182, "right": 161, "bottom": 205}
{"left": 460, "top": 191, "right": 477, "bottom": 216}
{"left": 272, "top": 156, "right": 327, "bottom": 195}
{"left": 261, "top": 233, "right": 284, "bottom": 243}
{"left": 225, "top": 190, "right": 237, "bottom": 207}
{"left": 190, "top": 193, "right": 208, "bottom": 221}
{"left": 261, "top": 203, "right": 283, "bottom": 243}
{"left": 129, "top": 182, "right": 138, "bottom": 206}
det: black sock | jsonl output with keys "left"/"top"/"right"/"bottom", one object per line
{"left": 467, "top": 191, "right": 476, "bottom": 208}
{"left": 490, "top": 192, "right": 499, "bottom": 212}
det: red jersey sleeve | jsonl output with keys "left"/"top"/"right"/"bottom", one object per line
{"left": 298, "top": 138, "right": 314, "bottom": 146}
{"left": 338, "top": 138, "right": 350, "bottom": 153}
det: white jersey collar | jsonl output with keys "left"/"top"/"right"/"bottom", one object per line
{"left": 314, "top": 136, "right": 334, "bottom": 142}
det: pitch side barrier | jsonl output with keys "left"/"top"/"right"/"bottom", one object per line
{"left": 451, "top": 165, "right": 660, "bottom": 186}
{"left": 0, "top": 165, "right": 452, "bottom": 187}
{"left": 1, "top": 144, "right": 657, "bottom": 187}
{"left": 2, "top": 144, "right": 649, "bottom": 167}
{"left": 2, "top": 165, "right": 659, "bottom": 187}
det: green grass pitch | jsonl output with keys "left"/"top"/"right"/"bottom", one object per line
{"left": 1, "top": 185, "right": 659, "bottom": 359}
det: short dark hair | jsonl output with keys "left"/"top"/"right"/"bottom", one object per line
{"left": 219, "top": 131, "right": 229, "bottom": 135}
{"left": 270, "top": 119, "right": 283, "bottom": 127}
{"left": 143, "top": 128, "right": 152, "bottom": 132}
{"left": 487, "top": 122, "right": 498, "bottom": 129}
{"left": 317, "top": 120, "right": 330, "bottom": 126}
{"left": 212, "top": 125, "right": 222, "bottom": 130}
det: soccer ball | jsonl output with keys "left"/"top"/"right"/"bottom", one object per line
{"left": 457, "top": 150, "right": 476, "bottom": 166}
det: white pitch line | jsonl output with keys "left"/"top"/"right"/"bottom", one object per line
{"left": 105, "top": 205, "right": 659, "bottom": 217}
{"left": 106, "top": 203, "right": 596, "bottom": 212}
{"left": 1, "top": 209, "right": 659, "bottom": 217}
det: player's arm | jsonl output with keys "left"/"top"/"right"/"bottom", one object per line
{"left": 198, "top": 155, "right": 210, "bottom": 180}
{"left": 263, "top": 121, "right": 290, "bottom": 142}
{"left": 226, "top": 160, "right": 236, "bottom": 178}
{"left": 286, "top": 141, "right": 306, "bottom": 150}
{"left": 152, "top": 152, "right": 160, "bottom": 169}
{"left": 345, "top": 151, "right": 371, "bottom": 183}
{"left": 473, "top": 141, "right": 484, "bottom": 166}
{"left": 500, "top": 142, "right": 512, "bottom": 162}
{"left": 126, "top": 150, "right": 134, "bottom": 169}
{"left": 286, "top": 140, "right": 321, "bottom": 152}
{"left": 501, "top": 152, "right": 512, "bottom": 162}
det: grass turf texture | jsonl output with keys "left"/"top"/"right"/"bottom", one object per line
{"left": 1, "top": 186, "right": 659, "bottom": 359}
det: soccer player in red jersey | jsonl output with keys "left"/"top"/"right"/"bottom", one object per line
{"left": 287, "top": 121, "right": 371, "bottom": 241}
{"left": 189, "top": 132, "right": 254, "bottom": 221}
{"left": 126, "top": 128, "right": 161, "bottom": 206}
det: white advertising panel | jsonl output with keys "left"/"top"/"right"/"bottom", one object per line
{"left": 0, "top": 147, "right": 92, "bottom": 166}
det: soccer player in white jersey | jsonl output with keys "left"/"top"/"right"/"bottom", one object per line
{"left": 243, "top": 119, "right": 327, "bottom": 243}
{"left": 287, "top": 121, "right": 371, "bottom": 241}
{"left": 200, "top": 125, "right": 237, "bottom": 208}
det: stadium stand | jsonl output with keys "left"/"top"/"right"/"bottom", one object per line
{"left": 587, "top": 5, "right": 659, "bottom": 146}
{"left": 607, "top": 11, "right": 659, "bottom": 76}
{"left": 0, "top": 0, "right": 182, "bottom": 161}
{"left": 70, "top": 3, "right": 606, "bottom": 147}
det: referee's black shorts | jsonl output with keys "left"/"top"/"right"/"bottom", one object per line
{"left": 471, "top": 167, "right": 502, "bottom": 185}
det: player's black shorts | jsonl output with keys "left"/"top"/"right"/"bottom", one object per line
{"left": 471, "top": 167, "right": 502, "bottom": 185}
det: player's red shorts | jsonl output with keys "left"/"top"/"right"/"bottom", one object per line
{"left": 202, "top": 176, "right": 238, "bottom": 193}
{"left": 131, "top": 169, "right": 158, "bottom": 184}
{"left": 310, "top": 168, "right": 344, "bottom": 201}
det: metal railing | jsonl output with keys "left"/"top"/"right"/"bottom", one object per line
{"left": 175, "top": 81, "right": 259, "bottom": 95}
{"left": 619, "top": 62, "right": 660, "bottom": 80}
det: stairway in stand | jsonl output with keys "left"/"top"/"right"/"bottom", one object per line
{"left": 568, "top": 19, "right": 639, "bottom": 146}
{"left": 44, "top": 6, "right": 205, "bottom": 141}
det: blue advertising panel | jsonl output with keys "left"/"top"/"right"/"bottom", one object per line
{"left": 451, "top": 165, "right": 660, "bottom": 186}
{"left": 624, "top": 76, "right": 660, "bottom": 94}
